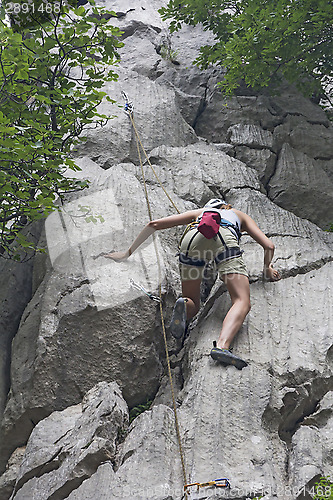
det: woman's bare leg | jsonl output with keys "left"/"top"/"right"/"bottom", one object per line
{"left": 181, "top": 278, "right": 202, "bottom": 320}
{"left": 217, "top": 274, "right": 251, "bottom": 349}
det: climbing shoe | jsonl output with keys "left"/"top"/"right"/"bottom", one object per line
{"left": 210, "top": 342, "right": 248, "bottom": 370}
{"left": 169, "top": 297, "right": 187, "bottom": 339}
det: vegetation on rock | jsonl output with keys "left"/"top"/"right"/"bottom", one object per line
{"left": 159, "top": 0, "right": 333, "bottom": 101}
{"left": 313, "top": 476, "right": 333, "bottom": 500}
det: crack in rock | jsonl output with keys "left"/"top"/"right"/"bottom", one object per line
{"left": 13, "top": 448, "right": 63, "bottom": 495}
{"left": 278, "top": 376, "right": 333, "bottom": 444}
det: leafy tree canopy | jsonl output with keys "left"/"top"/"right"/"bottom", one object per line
{"left": 159, "top": 0, "right": 333, "bottom": 100}
{"left": 0, "top": 0, "right": 123, "bottom": 260}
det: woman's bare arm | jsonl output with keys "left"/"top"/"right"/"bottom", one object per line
{"left": 234, "top": 209, "right": 281, "bottom": 281}
{"left": 104, "top": 209, "right": 202, "bottom": 261}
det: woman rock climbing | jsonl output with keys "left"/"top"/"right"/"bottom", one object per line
{"left": 104, "top": 198, "right": 281, "bottom": 369}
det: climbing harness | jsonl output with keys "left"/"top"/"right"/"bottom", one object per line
{"left": 130, "top": 278, "right": 161, "bottom": 302}
{"left": 178, "top": 224, "right": 243, "bottom": 270}
{"left": 122, "top": 93, "right": 231, "bottom": 498}
{"left": 214, "top": 229, "right": 243, "bottom": 264}
{"left": 184, "top": 478, "right": 231, "bottom": 493}
{"left": 214, "top": 246, "right": 243, "bottom": 264}
{"left": 176, "top": 206, "right": 243, "bottom": 277}
{"left": 178, "top": 252, "right": 206, "bottom": 267}
{"left": 178, "top": 246, "right": 243, "bottom": 268}
{"left": 220, "top": 217, "right": 242, "bottom": 242}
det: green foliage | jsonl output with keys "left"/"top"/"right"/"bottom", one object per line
{"left": 159, "top": 43, "right": 179, "bottom": 64}
{"left": 129, "top": 400, "right": 152, "bottom": 424}
{"left": 159, "top": 0, "right": 333, "bottom": 100}
{"left": 0, "top": 0, "right": 123, "bottom": 260}
{"left": 312, "top": 476, "right": 333, "bottom": 500}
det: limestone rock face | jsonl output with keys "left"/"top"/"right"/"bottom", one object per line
{"left": 0, "top": 448, "right": 26, "bottom": 500}
{"left": 234, "top": 146, "right": 276, "bottom": 185}
{"left": 143, "top": 142, "right": 262, "bottom": 205}
{"left": 0, "top": 159, "right": 178, "bottom": 472}
{"left": 195, "top": 94, "right": 333, "bottom": 230}
{"left": 0, "top": 221, "right": 42, "bottom": 419}
{"left": 1, "top": 1, "right": 333, "bottom": 499}
{"left": 10, "top": 382, "right": 128, "bottom": 500}
{"left": 0, "top": 258, "right": 34, "bottom": 419}
{"left": 74, "top": 68, "right": 198, "bottom": 167}
{"left": 269, "top": 144, "right": 333, "bottom": 228}
{"left": 228, "top": 124, "right": 275, "bottom": 150}
{"left": 273, "top": 121, "right": 333, "bottom": 159}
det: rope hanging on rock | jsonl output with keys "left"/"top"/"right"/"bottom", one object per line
{"left": 122, "top": 90, "right": 188, "bottom": 496}
{"left": 121, "top": 91, "right": 181, "bottom": 215}
{"left": 122, "top": 92, "right": 231, "bottom": 499}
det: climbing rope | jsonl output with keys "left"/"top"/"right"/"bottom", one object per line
{"left": 122, "top": 92, "right": 231, "bottom": 498}
{"left": 122, "top": 91, "right": 181, "bottom": 215}
{"left": 122, "top": 91, "right": 188, "bottom": 496}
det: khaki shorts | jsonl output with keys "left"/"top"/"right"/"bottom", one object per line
{"left": 179, "top": 227, "right": 248, "bottom": 281}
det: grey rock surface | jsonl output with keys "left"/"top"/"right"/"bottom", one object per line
{"left": 228, "top": 123, "right": 275, "bottom": 150}
{"left": 11, "top": 382, "right": 128, "bottom": 500}
{"left": 272, "top": 93, "right": 330, "bottom": 126}
{"left": 0, "top": 258, "right": 34, "bottom": 419}
{"left": 195, "top": 93, "right": 333, "bottom": 229}
{"left": 144, "top": 141, "right": 262, "bottom": 204}
{"left": 0, "top": 159, "right": 176, "bottom": 472}
{"left": 234, "top": 146, "right": 276, "bottom": 185}
{"left": 1, "top": 1, "right": 333, "bottom": 499}
{"left": 74, "top": 67, "right": 197, "bottom": 167}
{"left": 0, "top": 221, "right": 42, "bottom": 420}
{"left": 67, "top": 404, "right": 183, "bottom": 500}
{"left": 273, "top": 121, "right": 333, "bottom": 159}
{"left": 0, "top": 448, "right": 26, "bottom": 500}
{"left": 269, "top": 144, "right": 333, "bottom": 229}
